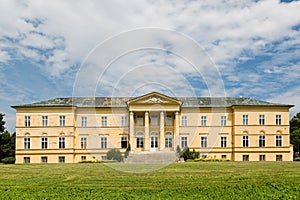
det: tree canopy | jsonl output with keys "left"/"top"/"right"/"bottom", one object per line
{"left": 290, "top": 112, "right": 300, "bottom": 158}
{"left": 0, "top": 113, "right": 15, "bottom": 163}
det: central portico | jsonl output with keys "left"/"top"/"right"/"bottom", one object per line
{"left": 127, "top": 92, "right": 182, "bottom": 152}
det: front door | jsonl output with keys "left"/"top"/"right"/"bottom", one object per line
{"left": 150, "top": 136, "right": 158, "bottom": 151}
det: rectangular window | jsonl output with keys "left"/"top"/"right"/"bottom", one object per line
{"left": 24, "top": 138, "right": 30, "bottom": 149}
{"left": 41, "top": 137, "right": 48, "bottom": 149}
{"left": 181, "top": 116, "right": 187, "bottom": 126}
{"left": 102, "top": 156, "right": 107, "bottom": 160}
{"left": 81, "top": 116, "right": 87, "bottom": 127}
{"left": 220, "top": 136, "right": 227, "bottom": 148}
{"left": 276, "top": 155, "right": 282, "bottom": 161}
{"left": 59, "top": 137, "right": 66, "bottom": 149}
{"left": 121, "top": 137, "right": 128, "bottom": 148}
{"left": 151, "top": 115, "right": 158, "bottom": 126}
{"left": 165, "top": 138, "right": 172, "bottom": 148}
{"left": 80, "top": 137, "right": 87, "bottom": 149}
{"left": 166, "top": 115, "right": 173, "bottom": 126}
{"left": 221, "top": 116, "right": 227, "bottom": 126}
{"left": 101, "top": 116, "right": 107, "bottom": 126}
{"left": 25, "top": 116, "right": 30, "bottom": 127}
{"left": 276, "top": 135, "right": 282, "bottom": 147}
{"left": 259, "top": 114, "right": 265, "bottom": 125}
{"left": 259, "top": 135, "right": 265, "bottom": 147}
{"left": 276, "top": 115, "right": 282, "bottom": 125}
{"left": 23, "top": 157, "right": 30, "bottom": 164}
{"left": 137, "top": 115, "right": 143, "bottom": 126}
{"left": 243, "top": 155, "right": 249, "bottom": 161}
{"left": 200, "top": 136, "right": 207, "bottom": 148}
{"left": 242, "top": 115, "right": 248, "bottom": 125}
{"left": 42, "top": 116, "right": 48, "bottom": 126}
{"left": 259, "top": 155, "right": 266, "bottom": 161}
{"left": 121, "top": 116, "right": 127, "bottom": 126}
{"left": 242, "top": 136, "right": 249, "bottom": 147}
{"left": 41, "top": 156, "right": 48, "bottom": 163}
{"left": 221, "top": 155, "right": 227, "bottom": 159}
{"left": 100, "top": 137, "right": 107, "bottom": 149}
{"left": 59, "top": 116, "right": 66, "bottom": 126}
{"left": 81, "top": 156, "right": 86, "bottom": 161}
{"left": 58, "top": 156, "right": 65, "bottom": 163}
{"left": 201, "top": 116, "right": 207, "bottom": 126}
{"left": 136, "top": 137, "right": 144, "bottom": 148}
{"left": 181, "top": 136, "right": 188, "bottom": 148}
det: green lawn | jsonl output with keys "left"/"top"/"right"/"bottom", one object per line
{"left": 0, "top": 162, "right": 300, "bottom": 199}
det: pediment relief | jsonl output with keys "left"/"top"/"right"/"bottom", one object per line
{"left": 140, "top": 96, "right": 170, "bottom": 104}
{"left": 128, "top": 92, "right": 181, "bottom": 105}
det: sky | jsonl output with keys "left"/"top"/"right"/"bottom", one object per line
{"left": 0, "top": 0, "right": 300, "bottom": 133}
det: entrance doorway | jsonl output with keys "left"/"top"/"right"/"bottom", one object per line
{"left": 150, "top": 132, "right": 158, "bottom": 151}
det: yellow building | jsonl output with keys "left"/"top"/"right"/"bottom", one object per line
{"left": 12, "top": 92, "right": 294, "bottom": 163}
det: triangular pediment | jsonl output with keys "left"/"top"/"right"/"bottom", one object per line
{"left": 128, "top": 92, "right": 181, "bottom": 105}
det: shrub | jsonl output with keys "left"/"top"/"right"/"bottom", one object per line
{"left": 180, "top": 147, "right": 199, "bottom": 161}
{"left": 107, "top": 149, "right": 123, "bottom": 162}
{"left": 125, "top": 144, "right": 131, "bottom": 158}
{"left": 1, "top": 157, "right": 15, "bottom": 164}
{"left": 294, "top": 157, "right": 300, "bottom": 161}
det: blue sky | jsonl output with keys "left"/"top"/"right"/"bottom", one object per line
{"left": 0, "top": 0, "right": 300, "bottom": 132}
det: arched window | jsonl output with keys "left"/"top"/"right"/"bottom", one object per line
{"left": 165, "top": 132, "right": 172, "bottom": 148}
{"left": 136, "top": 132, "right": 144, "bottom": 148}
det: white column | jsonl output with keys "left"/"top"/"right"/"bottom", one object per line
{"left": 160, "top": 111, "right": 165, "bottom": 150}
{"left": 129, "top": 111, "right": 134, "bottom": 151}
{"left": 174, "top": 111, "right": 179, "bottom": 150}
{"left": 144, "top": 111, "right": 149, "bottom": 151}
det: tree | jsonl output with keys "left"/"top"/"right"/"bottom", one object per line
{"left": 290, "top": 112, "right": 300, "bottom": 158}
{"left": 106, "top": 149, "right": 123, "bottom": 162}
{"left": 0, "top": 113, "right": 15, "bottom": 163}
{"left": 0, "top": 113, "right": 5, "bottom": 133}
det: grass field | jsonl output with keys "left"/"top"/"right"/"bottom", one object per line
{"left": 1, "top": 162, "right": 300, "bottom": 199}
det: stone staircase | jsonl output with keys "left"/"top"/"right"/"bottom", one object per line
{"left": 125, "top": 151, "right": 178, "bottom": 164}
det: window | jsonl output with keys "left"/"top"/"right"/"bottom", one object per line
{"left": 201, "top": 116, "right": 207, "bottom": 126}
{"left": 58, "top": 156, "right": 65, "bottom": 163}
{"left": 166, "top": 115, "right": 173, "bottom": 126}
{"left": 242, "top": 136, "right": 249, "bottom": 147}
{"left": 259, "top": 135, "right": 265, "bottom": 147}
{"left": 151, "top": 115, "right": 158, "bottom": 126}
{"left": 102, "top": 156, "right": 107, "bottom": 160}
{"left": 136, "top": 132, "right": 144, "bottom": 148}
{"left": 41, "top": 156, "right": 48, "bottom": 163}
{"left": 242, "top": 115, "right": 248, "bottom": 125}
{"left": 23, "top": 157, "right": 30, "bottom": 164}
{"left": 222, "top": 155, "right": 227, "bottom": 159}
{"left": 59, "top": 116, "right": 66, "bottom": 126}
{"left": 276, "top": 155, "right": 282, "bottom": 161}
{"left": 100, "top": 137, "right": 107, "bottom": 149}
{"left": 220, "top": 136, "right": 227, "bottom": 148}
{"left": 81, "top": 116, "right": 87, "bottom": 127}
{"left": 59, "top": 137, "right": 65, "bottom": 149}
{"left": 41, "top": 137, "right": 48, "bottom": 149}
{"left": 80, "top": 137, "right": 87, "bottom": 149}
{"left": 25, "top": 116, "right": 30, "bottom": 127}
{"left": 221, "top": 116, "right": 227, "bottom": 126}
{"left": 165, "top": 138, "right": 172, "bottom": 148}
{"left": 81, "top": 156, "right": 86, "bottom": 161}
{"left": 259, "top": 155, "right": 266, "bottom": 161}
{"left": 259, "top": 115, "right": 265, "bottom": 125}
{"left": 137, "top": 115, "right": 143, "bottom": 126}
{"left": 42, "top": 116, "right": 48, "bottom": 126}
{"left": 121, "top": 137, "right": 128, "bottom": 148}
{"left": 121, "top": 116, "right": 127, "bottom": 126}
{"left": 243, "top": 155, "right": 249, "bottom": 161}
{"left": 276, "top": 135, "right": 282, "bottom": 147}
{"left": 24, "top": 138, "right": 30, "bottom": 149}
{"left": 181, "top": 136, "right": 188, "bottom": 148}
{"left": 276, "top": 115, "right": 281, "bottom": 125}
{"left": 200, "top": 136, "right": 207, "bottom": 148}
{"left": 181, "top": 116, "right": 187, "bottom": 126}
{"left": 101, "top": 116, "right": 107, "bottom": 126}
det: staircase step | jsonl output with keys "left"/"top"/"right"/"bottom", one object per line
{"left": 125, "top": 151, "right": 178, "bottom": 164}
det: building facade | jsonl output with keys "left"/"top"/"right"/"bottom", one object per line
{"left": 12, "top": 92, "right": 294, "bottom": 163}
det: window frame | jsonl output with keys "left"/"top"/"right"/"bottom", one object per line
{"left": 121, "top": 116, "right": 127, "bottom": 126}
{"left": 259, "top": 114, "right": 265, "bottom": 125}
{"left": 24, "top": 137, "right": 30, "bottom": 149}
{"left": 276, "top": 114, "right": 282, "bottom": 125}
{"left": 100, "top": 136, "right": 108, "bottom": 149}
{"left": 181, "top": 116, "right": 187, "bottom": 126}
{"left": 276, "top": 135, "right": 282, "bottom": 147}
{"left": 200, "top": 136, "right": 208, "bottom": 148}
{"left": 259, "top": 155, "right": 266, "bottom": 161}
{"left": 81, "top": 116, "right": 87, "bottom": 127}
{"left": 58, "top": 156, "right": 65, "bottom": 163}
{"left": 80, "top": 137, "right": 87, "bottom": 149}
{"left": 42, "top": 116, "right": 48, "bottom": 127}
{"left": 242, "top": 114, "right": 248, "bottom": 125}
{"left": 121, "top": 136, "right": 128, "bottom": 148}
{"left": 221, "top": 116, "right": 227, "bottom": 126}
{"left": 41, "top": 137, "right": 48, "bottom": 149}
{"left": 180, "top": 136, "right": 188, "bottom": 148}
{"left": 23, "top": 157, "right": 30, "bottom": 164}
{"left": 258, "top": 135, "right": 266, "bottom": 147}
{"left": 220, "top": 136, "right": 227, "bottom": 148}
{"left": 201, "top": 116, "right": 207, "bottom": 126}
{"left": 242, "top": 135, "right": 249, "bottom": 147}
{"left": 59, "top": 115, "right": 66, "bottom": 126}
{"left": 59, "top": 137, "right": 66, "bottom": 149}
{"left": 41, "top": 156, "right": 48, "bottom": 163}
{"left": 25, "top": 116, "right": 30, "bottom": 127}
